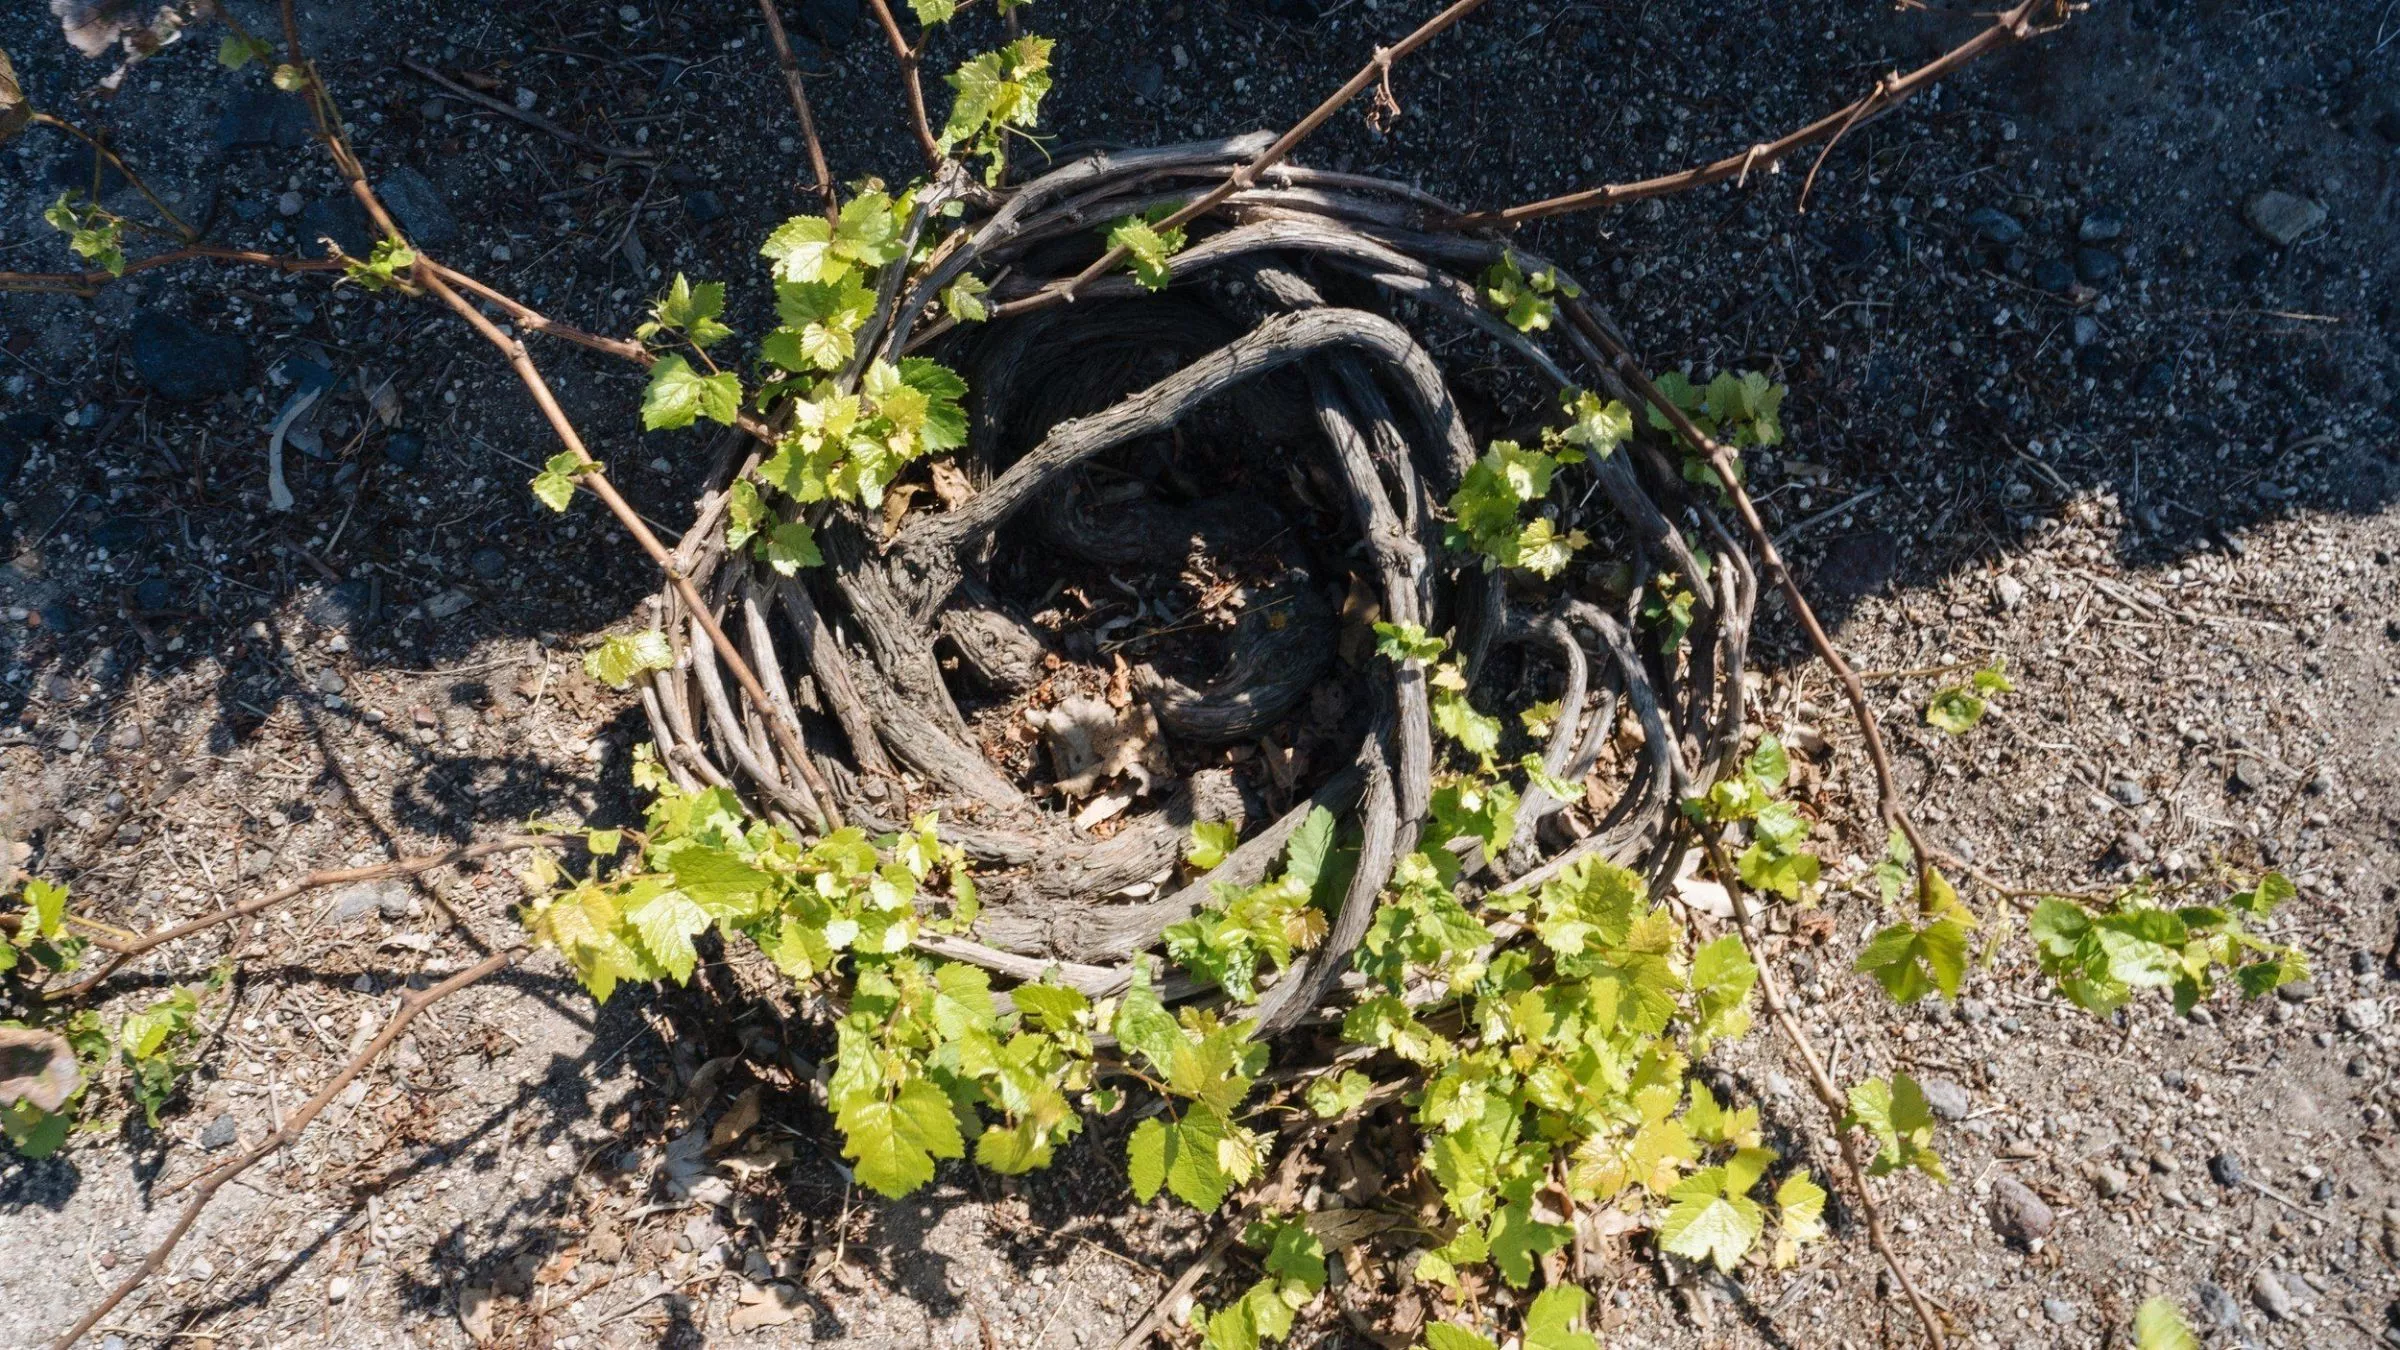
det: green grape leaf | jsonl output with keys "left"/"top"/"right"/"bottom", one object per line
{"left": 940, "top": 36, "right": 1055, "bottom": 181}
{"left": 1775, "top": 1170, "right": 1828, "bottom": 1246}
{"left": 1305, "top": 1069, "right": 1373, "bottom": 1119}
{"left": 1371, "top": 621, "right": 1447, "bottom": 664}
{"left": 218, "top": 34, "right": 274, "bottom": 69}
{"left": 1282, "top": 806, "right": 1336, "bottom": 891}
{"left": 1186, "top": 820, "right": 1239, "bottom": 871}
{"left": 757, "top": 520, "right": 823, "bottom": 574}
{"left": 1423, "top": 1326, "right": 1500, "bottom": 1350}
{"left": 2134, "top": 1299, "right": 2199, "bottom": 1350}
{"left": 761, "top": 214, "right": 839, "bottom": 284}
{"left": 2, "top": 1101, "right": 71, "bottom": 1159}
{"left": 23, "top": 878, "right": 69, "bottom": 940}
{"left": 642, "top": 273, "right": 733, "bottom": 348}
{"left": 942, "top": 272, "right": 990, "bottom": 322}
{"left": 1924, "top": 686, "right": 1988, "bottom": 734}
{"left": 1128, "top": 1115, "right": 1169, "bottom": 1201}
{"left": 531, "top": 450, "right": 586, "bottom": 511}
{"left": 910, "top": 0, "right": 958, "bottom": 23}
{"left": 1487, "top": 1199, "right": 1570, "bottom": 1288}
{"left": 1107, "top": 217, "right": 1183, "bottom": 291}
{"left": 641, "top": 353, "right": 741, "bottom": 430}
{"left": 1523, "top": 1283, "right": 1599, "bottom": 1350}
{"left": 585, "top": 630, "right": 674, "bottom": 689}
{"left": 837, "top": 1078, "right": 966, "bottom": 1198}
{"left": 1657, "top": 1165, "right": 1765, "bottom": 1272}
{"left": 626, "top": 888, "right": 711, "bottom": 984}
{"left": 1855, "top": 916, "right": 1970, "bottom": 1003}
{"left": 1844, "top": 1074, "right": 1948, "bottom": 1182}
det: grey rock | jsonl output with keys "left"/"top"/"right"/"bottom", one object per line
{"left": 2344, "top": 999, "right": 2387, "bottom": 1032}
{"left": 315, "top": 668, "right": 347, "bottom": 696}
{"left": 2079, "top": 205, "right": 2126, "bottom": 242}
{"left": 2074, "top": 247, "right": 2122, "bottom": 288}
{"left": 304, "top": 579, "right": 376, "bottom": 630}
{"left": 377, "top": 168, "right": 459, "bottom": 246}
{"left": 1993, "top": 575, "right": 2028, "bottom": 610}
{"left": 683, "top": 189, "right": 728, "bottom": 224}
{"left": 2108, "top": 778, "right": 2147, "bottom": 807}
{"left": 129, "top": 311, "right": 249, "bottom": 403}
{"left": 200, "top": 1114, "right": 237, "bottom": 1150}
{"left": 1957, "top": 997, "right": 1990, "bottom": 1024}
{"left": 1965, "top": 206, "right": 2024, "bottom": 246}
{"left": 2245, "top": 190, "right": 2327, "bottom": 246}
{"left": 2277, "top": 978, "right": 2316, "bottom": 1003}
{"left": 297, "top": 197, "right": 375, "bottom": 258}
{"left": 2252, "top": 1269, "right": 2296, "bottom": 1322}
{"left": 2031, "top": 257, "right": 2075, "bottom": 293}
{"left": 470, "top": 547, "right": 507, "bottom": 581}
{"left": 424, "top": 589, "right": 474, "bottom": 620}
{"left": 1131, "top": 61, "right": 1164, "bottom": 102}
{"left": 2042, "top": 1298, "right": 2078, "bottom": 1325}
{"left": 330, "top": 881, "right": 404, "bottom": 923}
{"left": 217, "top": 89, "right": 314, "bottom": 150}
{"left": 1828, "top": 222, "right": 1883, "bottom": 268}
{"left": 2198, "top": 1280, "right": 2244, "bottom": 1330}
{"left": 1919, "top": 1076, "right": 1971, "bottom": 1121}
{"left": 2072, "top": 315, "right": 2102, "bottom": 347}
{"left": 2093, "top": 1165, "right": 2128, "bottom": 1198}
{"left": 2209, "top": 1151, "right": 2246, "bottom": 1187}
{"left": 1989, "top": 1176, "right": 2054, "bottom": 1245}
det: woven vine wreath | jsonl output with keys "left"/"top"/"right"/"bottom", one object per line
{"left": 638, "top": 140, "right": 1756, "bottom": 1037}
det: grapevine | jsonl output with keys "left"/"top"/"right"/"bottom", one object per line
{"left": 0, "top": 4, "right": 2303, "bottom": 1350}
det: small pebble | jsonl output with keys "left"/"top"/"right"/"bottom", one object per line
{"left": 2079, "top": 205, "right": 2127, "bottom": 242}
{"left": 2042, "top": 1297, "right": 2078, "bottom": 1325}
{"left": 2209, "top": 1152, "right": 2246, "bottom": 1187}
{"left": 2093, "top": 1165, "right": 2128, "bottom": 1198}
{"left": 1988, "top": 1176, "right": 2054, "bottom": 1245}
{"left": 2252, "top": 1269, "right": 2295, "bottom": 1322}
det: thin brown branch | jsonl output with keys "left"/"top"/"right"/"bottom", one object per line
{"left": 0, "top": 246, "right": 343, "bottom": 296}
{"left": 412, "top": 266, "right": 840, "bottom": 833}
{"left": 398, "top": 60, "right": 661, "bottom": 164}
{"left": 1049, "top": 0, "right": 1492, "bottom": 305}
{"left": 1690, "top": 823, "right": 1948, "bottom": 1349}
{"left": 1444, "top": 0, "right": 2059, "bottom": 228}
{"left": 865, "top": 0, "right": 943, "bottom": 166}
{"left": 45, "top": 947, "right": 525, "bottom": 1350}
{"left": 30, "top": 112, "right": 196, "bottom": 240}
{"left": 417, "top": 259, "right": 650, "bottom": 363}
{"left": 756, "top": 0, "right": 840, "bottom": 221}
{"left": 46, "top": 835, "right": 569, "bottom": 1002}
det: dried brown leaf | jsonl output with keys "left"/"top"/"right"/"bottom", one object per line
{"left": 0, "top": 1027, "right": 80, "bottom": 1113}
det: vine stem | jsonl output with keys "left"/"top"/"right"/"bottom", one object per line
{"left": 411, "top": 266, "right": 841, "bottom": 833}
{"left": 1689, "top": 824, "right": 1949, "bottom": 1349}
{"left": 44, "top": 835, "right": 571, "bottom": 1003}
{"left": 44, "top": 947, "right": 527, "bottom": 1350}
{"left": 1443, "top": 0, "right": 2057, "bottom": 228}
{"left": 756, "top": 0, "right": 840, "bottom": 221}
{"left": 1040, "top": 0, "right": 1494, "bottom": 307}
{"left": 0, "top": 246, "right": 342, "bottom": 296}
{"left": 30, "top": 112, "right": 196, "bottom": 240}
{"left": 1561, "top": 303, "right": 1939, "bottom": 905}
{"left": 865, "top": 0, "right": 944, "bottom": 166}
